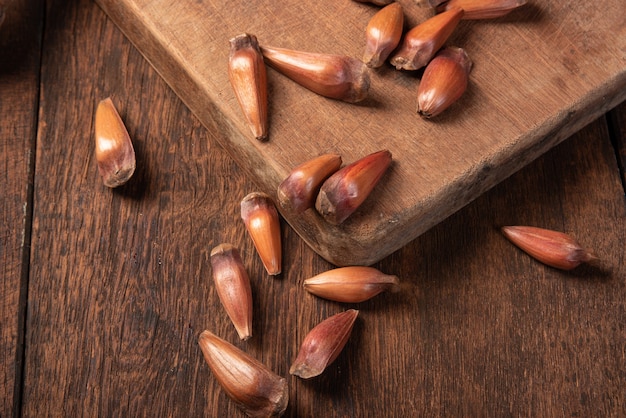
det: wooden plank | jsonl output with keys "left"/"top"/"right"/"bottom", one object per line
{"left": 291, "top": 117, "right": 626, "bottom": 417}
{"left": 379, "top": 112, "right": 626, "bottom": 418}
{"left": 22, "top": 1, "right": 282, "bottom": 415}
{"left": 21, "top": 1, "right": 626, "bottom": 416}
{"left": 94, "top": 0, "right": 626, "bottom": 266}
{"left": 0, "top": 1, "right": 42, "bottom": 416}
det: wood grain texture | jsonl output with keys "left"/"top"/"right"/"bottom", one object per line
{"left": 608, "top": 102, "right": 626, "bottom": 191}
{"left": 14, "top": 1, "right": 626, "bottom": 417}
{"left": 0, "top": 1, "right": 42, "bottom": 416}
{"left": 94, "top": 0, "right": 626, "bottom": 266}
{"left": 21, "top": 1, "right": 241, "bottom": 415}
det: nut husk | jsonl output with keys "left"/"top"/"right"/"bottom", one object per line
{"left": 277, "top": 154, "right": 342, "bottom": 214}
{"left": 241, "top": 192, "right": 282, "bottom": 275}
{"left": 94, "top": 97, "right": 136, "bottom": 188}
{"left": 417, "top": 46, "right": 472, "bottom": 118}
{"left": 210, "top": 243, "right": 253, "bottom": 340}
{"left": 304, "top": 266, "right": 400, "bottom": 303}
{"left": 315, "top": 150, "right": 392, "bottom": 225}
{"left": 261, "top": 45, "right": 370, "bottom": 103}
{"left": 290, "top": 310, "right": 359, "bottom": 379}
{"left": 389, "top": 7, "right": 463, "bottom": 71}
{"left": 501, "top": 225, "right": 598, "bottom": 271}
{"left": 363, "top": 2, "right": 405, "bottom": 68}
{"left": 229, "top": 33, "right": 269, "bottom": 141}
{"left": 198, "top": 330, "right": 288, "bottom": 417}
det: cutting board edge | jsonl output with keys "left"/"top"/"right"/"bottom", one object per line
{"left": 94, "top": 0, "right": 626, "bottom": 266}
{"left": 278, "top": 75, "right": 626, "bottom": 266}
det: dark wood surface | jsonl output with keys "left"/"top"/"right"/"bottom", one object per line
{"left": 1, "top": 1, "right": 624, "bottom": 417}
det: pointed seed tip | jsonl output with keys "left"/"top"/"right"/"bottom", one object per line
{"left": 210, "top": 243, "right": 236, "bottom": 256}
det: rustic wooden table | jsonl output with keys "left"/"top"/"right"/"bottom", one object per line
{"left": 2, "top": 1, "right": 625, "bottom": 417}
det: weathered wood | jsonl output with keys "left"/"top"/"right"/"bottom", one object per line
{"left": 0, "top": 1, "right": 42, "bottom": 416}
{"left": 20, "top": 1, "right": 250, "bottom": 415}
{"left": 291, "top": 115, "right": 626, "bottom": 417}
{"left": 94, "top": 0, "right": 626, "bottom": 266}
{"left": 17, "top": 0, "right": 626, "bottom": 417}
{"left": 402, "top": 115, "right": 625, "bottom": 418}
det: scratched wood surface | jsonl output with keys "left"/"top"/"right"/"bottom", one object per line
{"left": 94, "top": 0, "right": 626, "bottom": 266}
{"left": 0, "top": 1, "right": 624, "bottom": 417}
{"left": 0, "top": 1, "right": 41, "bottom": 416}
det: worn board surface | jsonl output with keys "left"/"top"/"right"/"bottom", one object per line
{"left": 94, "top": 0, "right": 626, "bottom": 266}
{"left": 0, "top": 1, "right": 41, "bottom": 416}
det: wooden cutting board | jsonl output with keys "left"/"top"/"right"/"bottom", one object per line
{"left": 95, "top": 0, "right": 626, "bottom": 266}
